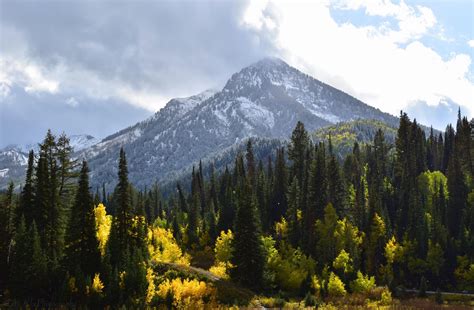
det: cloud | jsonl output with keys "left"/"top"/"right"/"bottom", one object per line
{"left": 0, "top": 0, "right": 276, "bottom": 112}
{"left": 468, "top": 40, "right": 474, "bottom": 48}
{"left": 0, "top": 0, "right": 472, "bottom": 146}
{"left": 242, "top": 0, "right": 474, "bottom": 124}
{"left": 0, "top": 86, "right": 150, "bottom": 147}
{"left": 66, "top": 97, "right": 79, "bottom": 107}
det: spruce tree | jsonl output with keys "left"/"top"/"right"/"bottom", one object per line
{"left": 246, "top": 139, "right": 256, "bottom": 187}
{"left": 304, "top": 143, "right": 327, "bottom": 254}
{"left": 217, "top": 167, "right": 235, "bottom": 232}
{"left": 64, "top": 161, "right": 100, "bottom": 277}
{"left": 0, "top": 182, "right": 15, "bottom": 292}
{"left": 287, "top": 176, "right": 301, "bottom": 247}
{"left": 327, "top": 138, "right": 346, "bottom": 216}
{"left": 108, "top": 148, "right": 133, "bottom": 268}
{"left": 270, "top": 147, "right": 288, "bottom": 224}
{"left": 288, "top": 121, "right": 309, "bottom": 189}
{"left": 230, "top": 180, "right": 264, "bottom": 290}
{"left": 17, "top": 150, "right": 35, "bottom": 225}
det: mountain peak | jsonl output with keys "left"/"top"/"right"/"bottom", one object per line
{"left": 250, "top": 56, "right": 289, "bottom": 69}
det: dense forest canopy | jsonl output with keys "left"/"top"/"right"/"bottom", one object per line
{"left": 0, "top": 111, "right": 473, "bottom": 308}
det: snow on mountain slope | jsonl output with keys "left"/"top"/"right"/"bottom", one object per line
{"left": 1, "top": 57, "right": 401, "bottom": 191}
{"left": 0, "top": 134, "right": 98, "bottom": 188}
{"left": 82, "top": 57, "right": 398, "bottom": 190}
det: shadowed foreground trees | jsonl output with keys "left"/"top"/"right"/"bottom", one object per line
{"left": 0, "top": 112, "right": 473, "bottom": 307}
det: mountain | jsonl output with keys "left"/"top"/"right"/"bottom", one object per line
{"left": 0, "top": 134, "right": 98, "bottom": 189}
{"left": 1, "top": 57, "right": 400, "bottom": 190}
{"left": 81, "top": 57, "right": 399, "bottom": 191}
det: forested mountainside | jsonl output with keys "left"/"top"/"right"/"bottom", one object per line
{"left": 1, "top": 111, "right": 473, "bottom": 308}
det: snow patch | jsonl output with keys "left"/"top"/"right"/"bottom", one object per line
{"left": 237, "top": 97, "right": 275, "bottom": 128}
{"left": 0, "top": 168, "right": 8, "bottom": 178}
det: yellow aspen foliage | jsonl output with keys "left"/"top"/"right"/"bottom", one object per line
{"left": 349, "top": 271, "right": 375, "bottom": 293}
{"left": 94, "top": 203, "right": 112, "bottom": 256}
{"left": 209, "top": 262, "right": 229, "bottom": 279}
{"left": 384, "top": 235, "right": 403, "bottom": 264}
{"left": 145, "top": 267, "right": 156, "bottom": 304}
{"left": 327, "top": 272, "right": 346, "bottom": 297}
{"left": 311, "top": 274, "right": 322, "bottom": 298}
{"left": 209, "top": 230, "right": 234, "bottom": 278}
{"left": 156, "top": 277, "right": 215, "bottom": 309}
{"left": 91, "top": 273, "right": 104, "bottom": 294}
{"left": 214, "top": 230, "right": 233, "bottom": 263}
{"left": 148, "top": 226, "right": 190, "bottom": 265}
{"left": 275, "top": 217, "right": 288, "bottom": 240}
{"left": 333, "top": 249, "right": 352, "bottom": 274}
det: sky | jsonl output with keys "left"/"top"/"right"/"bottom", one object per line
{"left": 0, "top": 0, "right": 473, "bottom": 147}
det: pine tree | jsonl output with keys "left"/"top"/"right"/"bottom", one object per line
{"left": 0, "top": 182, "right": 15, "bottom": 292}
{"left": 217, "top": 167, "right": 235, "bottom": 232}
{"left": 64, "top": 161, "right": 101, "bottom": 277}
{"left": 10, "top": 218, "right": 47, "bottom": 300}
{"left": 230, "top": 180, "right": 264, "bottom": 290}
{"left": 9, "top": 216, "right": 30, "bottom": 299}
{"left": 270, "top": 147, "right": 288, "bottom": 224}
{"left": 287, "top": 176, "right": 301, "bottom": 247}
{"left": 17, "top": 150, "right": 35, "bottom": 225}
{"left": 327, "top": 138, "right": 346, "bottom": 216}
{"left": 246, "top": 139, "right": 256, "bottom": 187}
{"left": 446, "top": 152, "right": 467, "bottom": 238}
{"left": 304, "top": 143, "right": 327, "bottom": 254}
{"left": 288, "top": 121, "right": 309, "bottom": 189}
{"left": 108, "top": 148, "right": 133, "bottom": 268}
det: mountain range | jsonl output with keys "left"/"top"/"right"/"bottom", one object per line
{"left": 1, "top": 57, "right": 400, "bottom": 191}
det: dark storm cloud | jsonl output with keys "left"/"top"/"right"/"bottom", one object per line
{"left": 1, "top": 0, "right": 277, "bottom": 96}
{"left": 0, "top": 0, "right": 278, "bottom": 147}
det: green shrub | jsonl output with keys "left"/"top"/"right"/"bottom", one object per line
{"left": 327, "top": 272, "right": 346, "bottom": 297}
{"left": 350, "top": 271, "right": 376, "bottom": 293}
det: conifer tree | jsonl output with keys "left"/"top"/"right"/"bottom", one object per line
{"left": 217, "top": 167, "right": 235, "bottom": 232}
{"left": 17, "top": 150, "right": 35, "bottom": 225}
{"left": 246, "top": 139, "right": 256, "bottom": 187}
{"left": 64, "top": 161, "right": 100, "bottom": 277}
{"left": 304, "top": 143, "right": 327, "bottom": 254}
{"left": 327, "top": 138, "right": 346, "bottom": 216}
{"left": 108, "top": 148, "right": 133, "bottom": 268}
{"left": 446, "top": 152, "right": 467, "bottom": 238}
{"left": 0, "top": 182, "right": 15, "bottom": 292}
{"left": 288, "top": 121, "right": 309, "bottom": 189}
{"left": 230, "top": 180, "right": 264, "bottom": 290}
{"left": 287, "top": 176, "right": 301, "bottom": 247}
{"left": 270, "top": 147, "right": 288, "bottom": 224}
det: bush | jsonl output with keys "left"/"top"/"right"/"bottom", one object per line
{"left": 156, "top": 277, "right": 216, "bottom": 308}
{"left": 350, "top": 271, "right": 376, "bottom": 293}
{"left": 379, "top": 287, "right": 392, "bottom": 305}
{"left": 327, "top": 272, "right": 346, "bottom": 297}
{"left": 148, "top": 226, "right": 190, "bottom": 265}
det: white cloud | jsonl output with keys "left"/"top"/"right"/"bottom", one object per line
{"left": 468, "top": 40, "right": 474, "bottom": 48}
{"left": 242, "top": 0, "right": 474, "bottom": 119}
{"left": 0, "top": 56, "right": 59, "bottom": 95}
{"left": 334, "top": 0, "right": 437, "bottom": 43}
{"left": 66, "top": 97, "right": 79, "bottom": 107}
